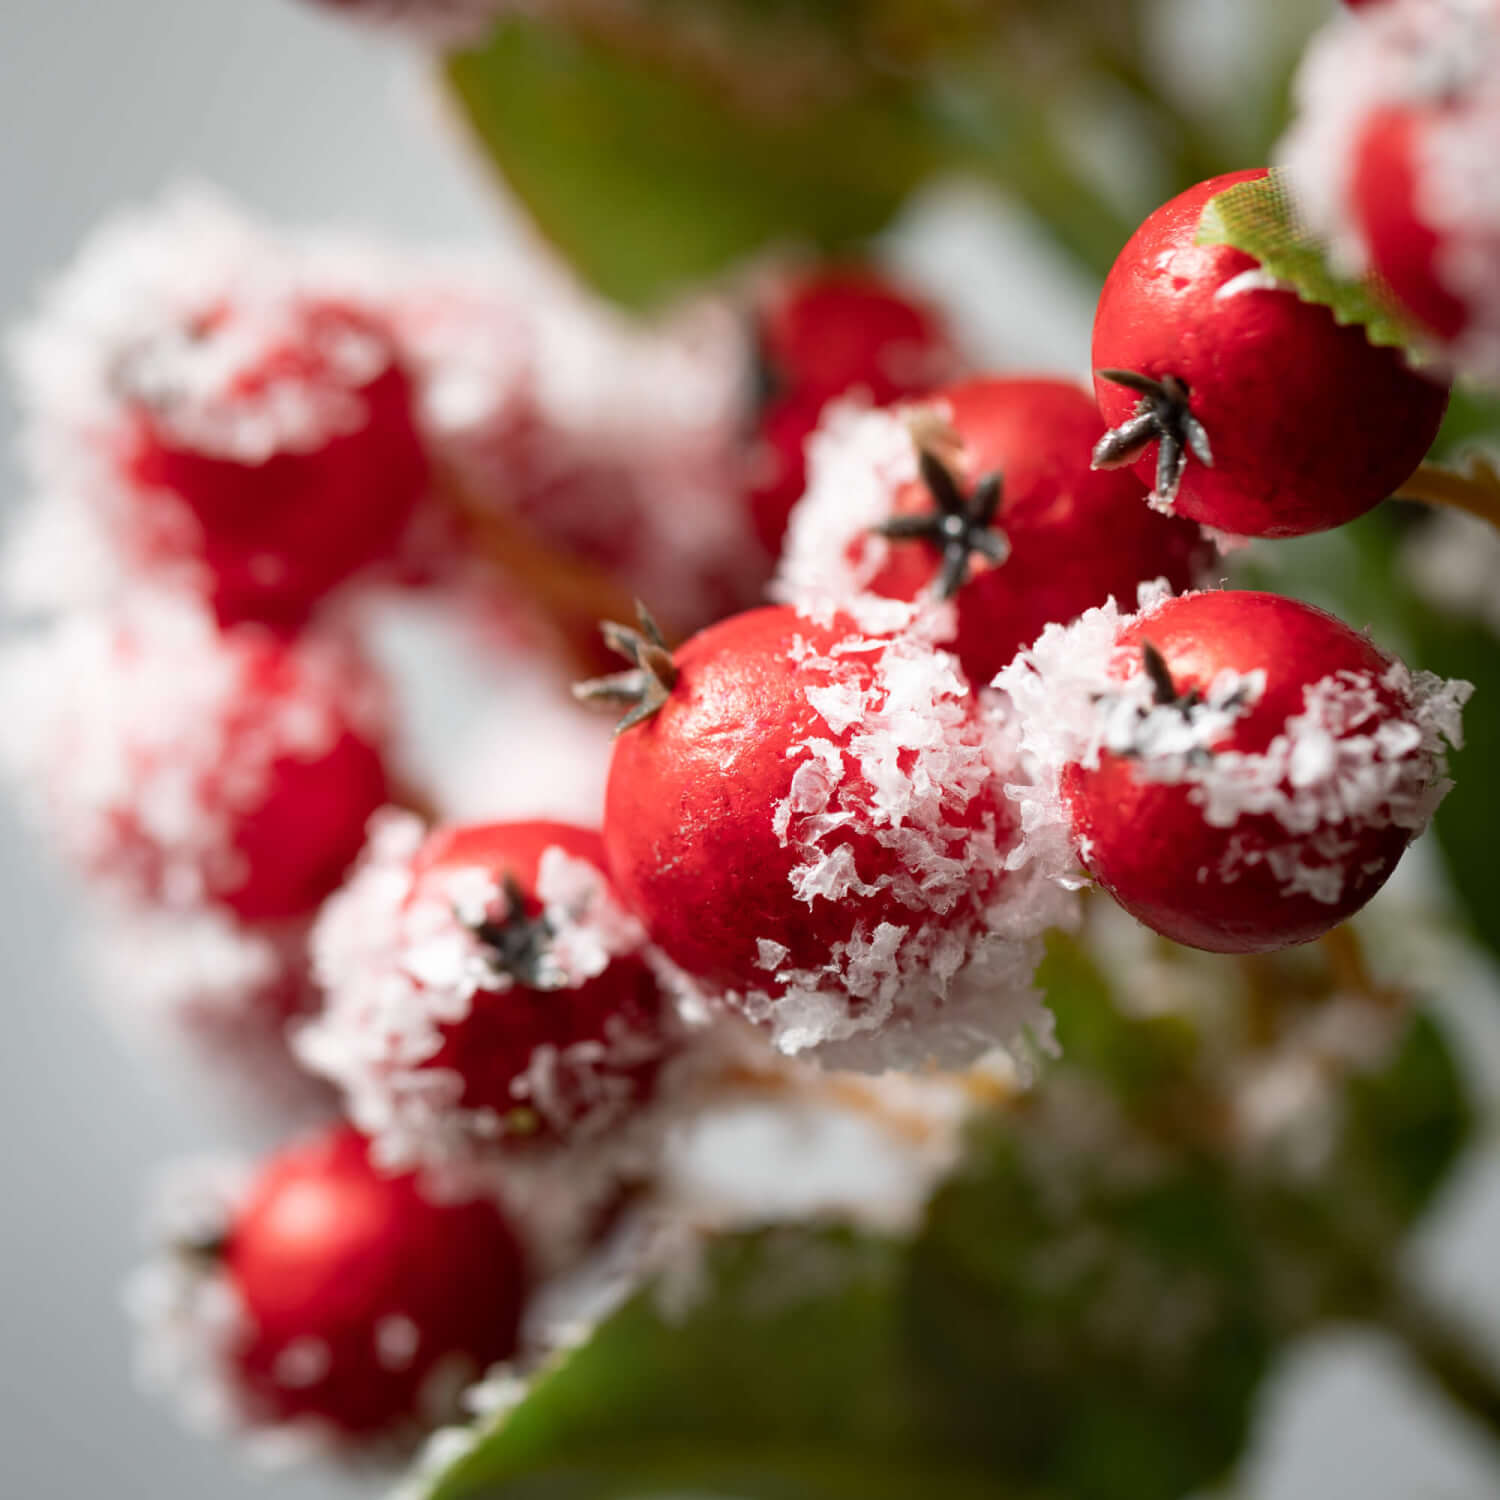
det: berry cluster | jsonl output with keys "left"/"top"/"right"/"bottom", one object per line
{"left": 3, "top": 111, "right": 1478, "bottom": 1474}
{"left": 1282, "top": 0, "right": 1500, "bottom": 385}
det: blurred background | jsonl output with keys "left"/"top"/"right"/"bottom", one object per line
{"left": 3, "top": 1, "right": 1500, "bottom": 1496}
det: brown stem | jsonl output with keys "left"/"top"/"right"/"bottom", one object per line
{"left": 1379, "top": 1277, "right": 1500, "bottom": 1442}
{"left": 1396, "top": 459, "right": 1500, "bottom": 531}
{"left": 435, "top": 465, "right": 643, "bottom": 677}
{"left": 1321, "top": 923, "right": 1402, "bottom": 1012}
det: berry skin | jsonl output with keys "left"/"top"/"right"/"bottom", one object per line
{"left": 590, "top": 604, "right": 1069, "bottom": 1071}
{"left": 999, "top": 588, "right": 1469, "bottom": 955}
{"left": 758, "top": 266, "right": 955, "bottom": 409}
{"left": 1350, "top": 107, "right": 1470, "bottom": 341}
{"left": 776, "top": 379, "right": 1210, "bottom": 686}
{"left": 1091, "top": 169, "right": 1449, "bottom": 537}
{"left": 214, "top": 1127, "right": 524, "bottom": 1438}
{"left": 0, "top": 597, "right": 390, "bottom": 922}
{"left": 299, "top": 813, "right": 673, "bottom": 1163}
{"left": 120, "top": 297, "right": 429, "bottom": 625}
{"left": 747, "top": 267, "right": 957, "bottom": 554}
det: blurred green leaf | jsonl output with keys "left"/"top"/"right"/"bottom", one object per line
{"left": 426, "top": 1226, "right": 1021, "bottom": 1500}
{"left": 443, "top": 19, "right": 946, "bottom": 308}
{"left": 907, "top": 1099, "right": 1275, "bottom": 1500}
{"left": 1196, "top": 171, "right": 1428, "bottom": 358}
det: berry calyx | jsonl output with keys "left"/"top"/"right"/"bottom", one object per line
{"left": 600, "top": 604, "right": 1072, "bottom": 1071}
{"left": 997, "top": 587, "right": 1470, "bottom": 954}
{"left": 572, "top": 602, "right": 679, "bottom": 734}
{"left": 1091, "top": 169, "right": 1450, "bottom": 536}
{"left": 135, "top": 1127, "right": 527, "bottom": 1441}
{"left": 873, "top": 448, "right": 1009, "bottom": 600}
{"left": 298, "top": 813, "right": 674, "bottom": 1162}
{"left": 775, "top": 379, "right": 1210, "bottom": 686}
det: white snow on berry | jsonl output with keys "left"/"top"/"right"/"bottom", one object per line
{"left": 0, "top": 594, "right": 389, "bottom": 912}
{"left": 1279, "top": 0, "right": 1500, "bottom": 381}
{"left": 995, "top": 584, "right": 1470, "bottom": 906}
{"left": 723, "top": 616, "right": 1075, "bottom": 1073}
{"left": 297, "top": 811, "right": 678, "bottom": 1170}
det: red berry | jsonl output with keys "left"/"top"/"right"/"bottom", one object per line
{"left": 1091, "top": 169, "right": 1449, "bottom": 537}
{"left": 998, "top": 588, "right": 1469, "bottom": 954}
{"left": 299, "top": 813, "right": 673, "bottom": 1163}
{"left": 136, "top": 1127, "right": 527, "bottom": 1441}
{"left": 746, "top": 267, "right": 958, "bottom": 555}
{"left": 744, "top": 390, "right": 826, "bottom": 558}
{"left": 1, "top": 597, "right": 390, "bottom": 922}
{"left": 1351, "top": 107, "right": 1471, "bottom": 340}
{"left": 776, "top": 379, "right": 1210, "bottom": 686}
{"left": 119, "top": 297, "right": 428, "bottom": 624}
{"left": 588, "top": 604, "right": 1068, "bottom": 1070}
{"left": 758, "top": 266, "right": 956, "bottom": 409}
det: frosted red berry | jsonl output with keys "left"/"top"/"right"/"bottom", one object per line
{"left": 0, "top": 597, "right": 390, "bottom": 922}
{"left": 1279, "top": 0, "right": 1500, "bottom": 382}
{"left": 999, "top": 588, "right": 1469, "bottom": 955}
{"left": 299, "top": 813, "right": 673, "bottom": 1163}
{"left": 776, "top": 378, "right": 1210, "bottom": 686}
{"left": 118, "top": 296, "right": 429, "bottom": 624}
{"left": 588, "top": 604, "right": 1070, "bottom": 1071}
{"left": 1091, "top": 169, "right": 1449, "bottom": 537}
{"left": 159, "top": 1126, "right": 527, "bottom": 1439}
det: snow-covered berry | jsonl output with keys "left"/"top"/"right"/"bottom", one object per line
{"left": 747, "top": 266, "right": 957, "bottom": 554}
{"left": 1280, "top": 0, "right": 1500, "bottom": 382}
{"left": 0, "top": 595, "right": 390, "bottom": 922}
{"left": 584, "top": 604, "right": 1073, "bottom": 1071}
{"left": 128, "top": 1127, "right": 527, "bottom": 1449}
{"left": 11, "top": 193, "right": 429, "bottom": 624}
{"left": 997, "top": 586, "right": 1470, "bottom": 953}
{"left": 296, "top": 812, "right": 677, "bottom": 1166}
{"left": 1091, "top": 169, "right": 1450, "bottom": 535}
{"left": 774, "top": 379, "right": 1211, "bottom": 686}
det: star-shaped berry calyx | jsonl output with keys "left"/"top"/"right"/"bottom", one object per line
{"left": 1141, "top": 639, "right": 1201, "bottom": 713}
{"left": 874, "top": 448, "right": 1010, "bottom": 600}
{"left": 1092, "top": 370, "right": 1214, "bottom": 506}
{"left": 466, "top": 873, "right": 559, "bottom": 991}
{"left": 572, "top": 601, "right": 680, "bottom": 735}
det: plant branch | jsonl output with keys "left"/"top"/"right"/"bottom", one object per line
{"left": 1378, "top": 1276, "right": 1500, "bottom": 1442}
{"left": 1396, "top": 458, "right": 1500, "bottom": 532}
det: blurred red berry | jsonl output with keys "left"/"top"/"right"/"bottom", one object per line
{"left": 222, "top": 1126, "right": 526, "bottom": 1436}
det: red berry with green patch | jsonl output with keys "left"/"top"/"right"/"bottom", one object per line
{"left": 1091, "top": 169, "right": 1449, "bottom": 537}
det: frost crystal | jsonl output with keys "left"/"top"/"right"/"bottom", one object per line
{"left": 297, "top": 812, "right": 670, "bottom": 1169}
{"left": 1279, "top": 0, "right": 1500, "bottom": 380}
{"left": 0, "top": 594, "right": 388, "bottom": 912}
{"left": 996, "top": 584, "right": 1470, "bottom": 906}
{"left": 731, "top": 616, "right": 1074, "bottom": 1073}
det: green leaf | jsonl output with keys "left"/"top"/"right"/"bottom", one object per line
{"left": 443, "top": 19, "right": 946, "bottom": 308}
{"left": 427, "top": 1226, "right": 1023, "bottom": 1500}
{"left": 1195, "top": 171, "right": 1426, "bottom": 357}
{"left": 907, "top": 1103, "right": 1276, "bottom": 1500}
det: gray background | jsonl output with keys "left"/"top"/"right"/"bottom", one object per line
{"left": 2, "top": 2, "right": 1500, "bottom": 1497}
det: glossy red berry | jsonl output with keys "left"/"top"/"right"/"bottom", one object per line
{"left": 747, "top": 267, "right": 957, "bottom": 554}
{"left": 1091, "top": 169, "right": 1449, "bottom": 537}
{"left": 152, "top": 1126, "right": 527, "bottom": 1440}
{"left": 776, "top": 378, "right": 1210, "bottom": 686}
{"left": 1, "top": 597, "right": 390, "bottom": 922}
{"left": 999, "top": 588, "right": 1468, "bottom": 954}
{"left": 299, "top": 813, "right": 673, "bottom": 1163}
{"left": 587, "top": 604, "right": 1068, "bottom": 1071}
